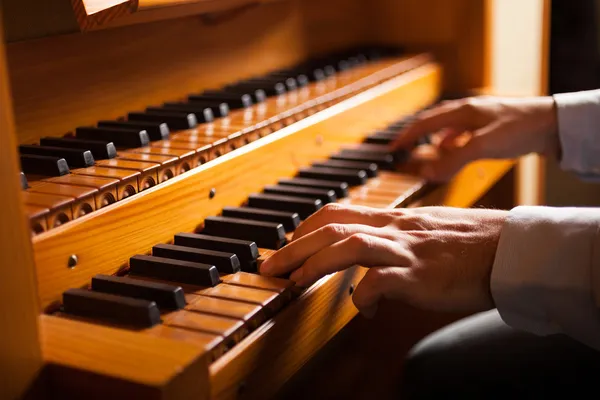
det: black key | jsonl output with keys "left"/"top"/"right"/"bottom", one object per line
{"left": 91, "top": 274, "right": 185, "bottom": 310}
{"left": 331, "top": 150, "right": 396, "bottom": 170}
{"left": 20, "top": 155, "right": 69, "bottom": 176}
{"left": 221, "top": 206, "right": 300, "bottom": 232}
{"left": 19, "top": 145, "right": 94, "bottom": 168}
{"left": 129, "top": 111, "right": 197, "bottom": 130}
{"left": 202, "top": 216, "right": 286, "bottom": 250}
{"left": 278, "top": 177, "right": 349, "bottom": 198}
{"left": 20, "top": 172, "right": 28, "bottom": 189}
{"left": 298, "top": 167, "right": 367, "bottom": 186}
{"left": 247, "top": 193, "right": 322, "bottom": 220}
{"left": 348, "top": 144, "right": 395, "bottom": 153}
{"left": 174, "top": 233, "right": 259, "bottom": 273}
{"left": 62, "top": 288, "right": 161, "bottom": 328}
{"left": 221, "top": 86, "right": 267, "bottom": 103}
{"left": 129, "top": 255, "right": 220, "bottom": 287}
{"left": 188, "top": 93, "right": 252, "bottom": 109}
{"left": 163, "top": 102, "right": 229, "bottom": 118}
{"left": 97, "top": 120, "right": 170, "bottom": 141}
{"left": 152, "top": 244, "right": 240, "bottom": 274}
{"left": 146, "top": 106, "right": 213, "bottom": 124}
{"left": 365, "top": 132, "right": 396, "bottom": 145}
{"left": 263, "top": 184, "right": 336, "bottom": 204}
{"left": 312, "top": 160, "right": 378, "bottom": 178}
{"left": 228, "top": 82, "right": 286, "bottom": 97}
{"left": 39, "top": 137, "right": 117, "bottom": 160}
{"left": 76, "top": 126, "right": 150, "bottom": 148}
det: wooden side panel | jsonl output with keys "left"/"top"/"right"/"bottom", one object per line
{"left": 0, "top": 9, "right": 44, "bottom": 399}
{"left": 32, "top": 62, "right": 441, "bottom": 310}
{"left": 41, "top": 315, "right": 210, "bottom": 400}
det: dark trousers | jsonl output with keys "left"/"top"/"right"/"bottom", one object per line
{"left": 400, "top": 310, "right": 600, "bottom": 399}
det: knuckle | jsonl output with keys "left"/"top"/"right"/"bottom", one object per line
{"left": 321, "top": 203, "right": 344, "bottom": 214}
{"left": 348, "top": 233, "right": 374, "bottom": 251}
{"left": 321, "top": 223, "right": 348, "bottom": 239}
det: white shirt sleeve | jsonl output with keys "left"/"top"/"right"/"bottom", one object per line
{"left": 491, "top": 90, "right": 600, "bottom": 351}
{"left": 553, "top": 89, "right": 600, "bottom": 176}
{"left": 491, "top": 207, "right": 600, "bottom": 350}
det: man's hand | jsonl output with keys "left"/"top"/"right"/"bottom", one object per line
{"left": 392, "top": 96, "right": 559, "bottom": 182}
{"left": 260, "top": 204, "right": 508, "bottom": 318}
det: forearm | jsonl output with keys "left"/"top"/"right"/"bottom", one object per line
{"left": 490, "top": 206, "right": 600, "bottom": 351}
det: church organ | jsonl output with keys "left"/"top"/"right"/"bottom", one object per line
{"left": 0, "top": 1, "right": 550, "bottom": 398}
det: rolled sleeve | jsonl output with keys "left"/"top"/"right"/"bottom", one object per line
{"left": 553, "top": 90, "right": 600, "bottom": 176}
{"left": 491, "top": 206, "right": 600, "bottom": 351}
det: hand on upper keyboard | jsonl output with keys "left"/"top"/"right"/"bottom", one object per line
{"left": 391, "top": 95, "right": 559, "bottom": 182}
{"left": 260, "top": 203, "right": 508, "bottom": 318}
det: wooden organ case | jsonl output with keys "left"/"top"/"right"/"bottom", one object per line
{"left": 1, "top": 0, "right": 550, "bottom": 399}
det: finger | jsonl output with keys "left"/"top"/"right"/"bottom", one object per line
{"left": 261, "top": 224, "right": 396, "bottom": 277}
{"left": 389, "top": 102, "right": 472, "bottom": 150}
{"left": 352, "top": 266, "right": 414, "bottom": 318}
{"left": 438, "top": 127, "right": 469, "bottom": 149}
{"left": 419, "top": 130, "right": 491, "bottom": 182}
{"left": 290, "top": 234, "right": 411, "bottom": 287}
{"left": 292, "top": 203, "right": 392, "bottom": 241}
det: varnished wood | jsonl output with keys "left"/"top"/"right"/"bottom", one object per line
{"left": 0, "top": 10, "right": 44, "bottom": 398}
{"left": 22, "top": 192, "right": 75, "bottom": 229}
{"left": 31, "top": 62, "right": 441, "bottom": 311}
{"left": 43, "top": 175, "right": 119, "bottom": 209}
{"left": 27, "top": 182, "right": 98, "bottom": 219}
{"left": 41, "top": 315, "right": 211, "bottom": 400}
{"left": 71, "top": 0, "right": 138, "bottom": 31}
{"left": 72, "top": 166, "right": 140, "bottom": 199}
{"left": 24, "top": 205, "right": 51, "bottom": 235}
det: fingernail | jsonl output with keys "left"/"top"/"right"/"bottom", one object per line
{"left": 289, "top": 268, "right": 304, "bottom": 284}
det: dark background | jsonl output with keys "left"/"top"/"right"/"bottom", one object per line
{"left": 545, "top": 0, "right": 600, "bottom": 206}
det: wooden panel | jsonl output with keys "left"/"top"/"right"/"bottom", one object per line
{"left": 41, "top": 315, "right": 211, "bottom": 399}
{"left": 0, "top": 10, "right": 44, "bottom": 398}
{"left": 5, "top": 0, "right": 371, "bottom": 146}
{"left": 367, "top": 0, "right": 488, "bottom": 93}
{"left": 32, "top": 62, "right": 441, "bottom": 310}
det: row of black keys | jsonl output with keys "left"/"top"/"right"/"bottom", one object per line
{"left": 20, "top": 46, "right": 403, "bottom": 179}
{"left": 58, "top": 108, "right": 430, "bottom": 328}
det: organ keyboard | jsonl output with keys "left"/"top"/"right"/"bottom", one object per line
{"left": 0, "top": 1, "right": 550, "bottom": 399}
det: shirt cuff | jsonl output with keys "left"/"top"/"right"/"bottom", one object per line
{"left": 553, "top": 90, "right": 600, "bottom": 175}
{"left": 491, "top": 206, "right": 600, "bottom": 350}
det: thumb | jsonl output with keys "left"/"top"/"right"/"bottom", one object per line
{"left": 352, "top": 267, "right": 412, "bottom": 318}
